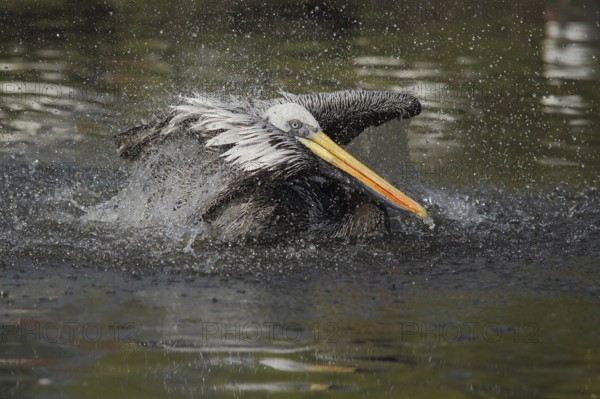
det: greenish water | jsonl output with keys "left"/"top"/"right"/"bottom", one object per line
{"left": 1, "top": 0, "right": 599, "bottom": 398}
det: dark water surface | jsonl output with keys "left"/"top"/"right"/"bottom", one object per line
{"left": 1, "top": 0, "right": 599, "bottom": 398}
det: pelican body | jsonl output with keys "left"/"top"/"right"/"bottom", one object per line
{"left": 114, "top": 90, "right": 426, "bottom": 238}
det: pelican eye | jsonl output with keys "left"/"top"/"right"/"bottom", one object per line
{"left": 289, "top": 120, "right": 303, "bottom": 130}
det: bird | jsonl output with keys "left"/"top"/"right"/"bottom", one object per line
{"left": 113, "top": 90, "right": 428, "bottom": 239}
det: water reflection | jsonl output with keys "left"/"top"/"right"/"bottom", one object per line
{"left": 538, "top": 8, "right": 599, "bottom": 171}
{"left": 542, "top": 21, "right": 599, "bottom": 80}
{"left": 222, "top": 382, "right": 338, "bottom": 393}
{"left": 541, "top": 94, "right": 587, "bottom": 115}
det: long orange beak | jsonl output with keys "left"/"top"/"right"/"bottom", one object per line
{"left": 298, "top": 131, "right": 428, "bottom": 219}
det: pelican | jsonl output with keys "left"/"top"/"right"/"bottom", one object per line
{"left": 114, "top": 90, "right": 428, "bottom": 238}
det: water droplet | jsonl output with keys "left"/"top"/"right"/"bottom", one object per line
{"left": 424, "top": 217, "right": 435, "bottom": 230}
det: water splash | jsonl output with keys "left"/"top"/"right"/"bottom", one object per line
{"left": 423, "top": 216, "right": 435, "bottom": 230}
{"left": 1, "top": 160, "right": 598, "bottom": 272}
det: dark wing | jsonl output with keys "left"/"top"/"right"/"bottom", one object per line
{"left": 284, "top": 89, "right": 421, "bottom": 145}
{"left": 114, "top": 108, "right": 199, "bottom": 161}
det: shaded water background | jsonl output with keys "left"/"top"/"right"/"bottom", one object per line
{"left": 1, "top": 0, "right": 599, "bottom": 398}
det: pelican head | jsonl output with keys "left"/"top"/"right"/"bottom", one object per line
{"left": 262, "top": 103, "right": 428, "bottom": 220}
{"left": 263, "top": 103, "right": 320, "bottom": 136}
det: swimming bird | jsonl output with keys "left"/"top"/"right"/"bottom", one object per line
{"left": 114, "top": 90, "right": 427, "bottom": 238}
